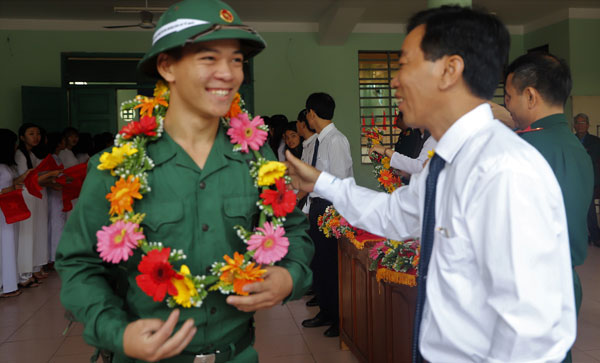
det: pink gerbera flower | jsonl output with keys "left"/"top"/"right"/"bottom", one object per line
{"left": 247, "top": 222, "right": 289, "bottom": 264}
{"left": 226, "top": 113, "right": 268, "bottom": 153}
{"left": 96, "top": 220, "right": 144, "bottom": 263}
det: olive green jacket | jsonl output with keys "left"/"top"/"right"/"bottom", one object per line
{"left": 520, "top": 114, "right": 593, "bottom": 266}
{"left": 55, "top": 125, "right": 314, "bottom": 362}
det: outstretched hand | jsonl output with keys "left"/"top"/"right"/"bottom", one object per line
{"left": 123, "top": 309, "right": 197, "bottom": 361}
{"left": 226, "top": 266, "right": 293, "bottom": 312}
{"left": 284, "top": 150, "right": 321, "bottom": 193}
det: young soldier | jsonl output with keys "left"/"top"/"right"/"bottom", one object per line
{"left": 55, "top": 1, "right": 313, "bottom": 362}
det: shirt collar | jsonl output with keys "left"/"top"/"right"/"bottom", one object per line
{"left": 530, "top": 113, "right": 568, "bottom": 129}
{"left": 434, "top": 103, "right": 494, "bottom": 165}
{"left": 317, "top": 123, "right": 336, "bottom": 142}
{"left": 303, "top": 133, "right": 317, "bottom": 147}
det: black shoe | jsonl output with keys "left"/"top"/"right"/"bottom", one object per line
{"left": 306, "top": 296, "right": 319, "bottom": 307}
{"left": 323, "top": 324, "right": 339, "bottom": 337}
{"left": 302, "top": 315, "right": 333, "bottom": 328}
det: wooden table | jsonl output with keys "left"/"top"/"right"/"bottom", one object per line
{"left": 338, "top": 237, "right": 417, "bottom": 363}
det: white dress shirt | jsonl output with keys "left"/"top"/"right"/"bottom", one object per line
{"left": 308, "top": 122, "right": 353, "bottom": 204}
{"left": 315, "top": 104, "right": 575, "bottom": 362}
{"left": 390, "top": 135, "right": 437, "bottom": 175}
{"left": 300, "top": 133, "right": 318, "bottom": 213}
{"left": 301, "top": 133, "right": 318, "bottom": 165}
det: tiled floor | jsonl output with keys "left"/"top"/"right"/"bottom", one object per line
{"left": 0, "top": 246, "right": 598, "bottom": 363}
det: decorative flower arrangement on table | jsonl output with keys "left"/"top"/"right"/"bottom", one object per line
{"left": 368, "top": 239, "right": 420, "bottom": 287}
{"left": 95, "top": 81, "right": 296, "bottom": 308}
{"left": 364, "top": 127, "right": 403, "bottom": 193}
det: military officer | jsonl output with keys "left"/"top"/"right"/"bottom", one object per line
{"left": 55, "top": 1, "right": 314, "bottom": 362}
{"left": 505, "top": 52, "right": 593, "bottom": 363}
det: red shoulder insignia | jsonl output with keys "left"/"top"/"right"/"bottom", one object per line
{"left": 516, "top": 126, "right": 544, "bottom": 134}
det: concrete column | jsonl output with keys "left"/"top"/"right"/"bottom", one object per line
{"left": 427, "top": 0, "right": 471, "bottom": 8}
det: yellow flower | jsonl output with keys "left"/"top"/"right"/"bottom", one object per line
{"left": 382, "top": 157, "right": 391, "bottom": 169}
{"left": 153, "top": 80, "right": 169, "bottom": 98}
{"left": 257, "top": 161, "right": 286, "bottom": 186}
{"left": 427, "top": 149, "right": 435, "bottom": 159}
{"left": 98, "top": 143, "right": 138, "bottom": 171}
{"left": 172, "top": 265, "right": 198, "bottom": 308}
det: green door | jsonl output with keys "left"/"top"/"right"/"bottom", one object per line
{"left": 21, "top": 86, "right": 68, "bottom": 133}
{"left": 70, "top": 88, "right": 117, "bottom": 135}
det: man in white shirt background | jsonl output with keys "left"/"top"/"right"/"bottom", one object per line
{"left": 287, "top": 6, "right": 575, "bottom": 362}
{"left": 296, "top": 109, "right": 317, "bottom": 212}
{"left": 300, "top": 92, "right": 353, "bottom": 338}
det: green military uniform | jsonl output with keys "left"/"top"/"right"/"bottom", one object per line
{"left": 520, "top": 114, "right": 593, "bottom": 358}
{"left": 55, "top": 126, "right": 314, "bottom": 362}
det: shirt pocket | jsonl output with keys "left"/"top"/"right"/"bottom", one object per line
{"left": 434, "top": 231, "right": 472, "bottom": 272}
{"left": 223, "top": 195, "right": 259, "bottom": 229}
{"left": 140, "top": 202, "right": 184, "bottom": 237}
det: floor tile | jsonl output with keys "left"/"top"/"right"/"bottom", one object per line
{"left": 53, "top": 335, "right": 96, "bottom": 357}
{"left": 255, "top": 333, "right": 311, "bottom": 358}
{"left": 572, "top": 347, "right": 600, "bottom": 363}
{"left": 313, "top": 350, "right": 361, "bottom": 363}
{"left": 260, "top": 353, "right": 316, "bottom": 363}
{"left": 0, "top": 337, "right": 64, "bottom": 363}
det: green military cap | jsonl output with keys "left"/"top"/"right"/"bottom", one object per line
{"left": 138, "top": 0, "right": 266, "bottom": 78}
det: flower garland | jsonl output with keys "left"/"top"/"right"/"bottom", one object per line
{"left": 95, "top": 81, "right": 296, "bottom": 308}
{"left": 364, "top": 127, "right": 403, "bottom": 193}
{"left": 318, "top": 206, "right": 362, "bottom": 249}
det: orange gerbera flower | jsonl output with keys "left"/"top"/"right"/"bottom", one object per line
{"left": 134, "top": 96, "right": 169, "bottom": 117}
{"left": 233, "top": 262, "right": 266, "bottom": 295}
{"left": 219, "top": 252, "right": 266, "bottom": 295}
{"left": 220, "top": 251, "right": 245, "bottom": 284}
{"left": 378, "top": 169, "right": 395, "bottom": 188}
{"left": 225, "top": 93, "right": 242, "bottom": 119}
{"left": 106, "top": 176, "right": 143, "bottom": 216}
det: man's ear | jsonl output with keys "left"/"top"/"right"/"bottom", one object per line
{"left": 524, "top": 87, "right": 538, "bottom": 109}
{"left": 156, "top": 53, "right": 176, "bottom": 82}
{"left": 439, "top": 54, "right": 464, "bottom": 91}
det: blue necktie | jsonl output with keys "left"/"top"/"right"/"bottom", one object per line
{"left": 311, "top": 138, "right": 320, "bottom": 167}
{"left": 412, "top": 154, "right": 446, "bottom": 363}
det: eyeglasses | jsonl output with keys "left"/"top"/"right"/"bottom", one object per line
{"left": 574, "top": 121, "right": 588, "bottom": 125}
{"left": 185, "top": 24, "right": 258, "bottom": 44}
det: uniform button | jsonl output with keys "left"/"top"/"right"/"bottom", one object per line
{"left": 210, "top": 307, "right": 217, "bottom": 315}
{"left": 202, "top": 224, "right": 209, "bottom": 231}
{"left": 199, "top": 182, "right": 206, "bottom": 189}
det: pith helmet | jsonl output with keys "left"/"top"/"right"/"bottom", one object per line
{"left": 138, "top": 0, "right": 266, "bottom": 78}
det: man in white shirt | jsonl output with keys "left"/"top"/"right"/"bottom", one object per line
{"left": 301, "top": 92, "right": 353, "bottom": 338}
{"left": 287, "top": 6, "right": 575, "bottom": 362}
{"left": 296, "top": 109, "right": 317, "bottom": 212}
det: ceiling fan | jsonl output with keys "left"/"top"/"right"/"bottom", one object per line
{"left": 104, "top": 1, "right": 167, "bottom": 30}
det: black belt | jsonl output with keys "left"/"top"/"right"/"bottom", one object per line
{"left": 184, "top": 329, "right": 253, "bottom": 363}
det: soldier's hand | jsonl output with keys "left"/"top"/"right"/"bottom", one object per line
{"left": 226, "top": 266, "right": 293, "bottom": 312}
{"left": 284, "top": 150, "right": 321, "bottom": 193}
{"left": 123, "top": 309, "right": 197, "bottom": 362}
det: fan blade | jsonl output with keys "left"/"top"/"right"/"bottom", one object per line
{"left": 103, "top": 24, "right": 141, "bottom": 29}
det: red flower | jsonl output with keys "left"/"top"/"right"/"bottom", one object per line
{"left": 260, "top": 178, "right": 296, "bottom": 217}
{"left": 119, "top": 115, "right": 158, "bottom": 139}
{"left": 135, "top": 248, "right": 182, "bottom": 302}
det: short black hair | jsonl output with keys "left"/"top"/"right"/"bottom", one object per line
{"left": 407, "top": 6, "right": 510, "bottom": 100}
{"left": 0, "top": 129, "right": 17, "bottom": 166}
{"left": 305, "top": 92, "right": 335, "bottom": 120}
{"left": 297, "top": 109, "right": 315, "bottom": 133}
{"left": 506, "top": 52, "right": 572, "bottom": 107}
